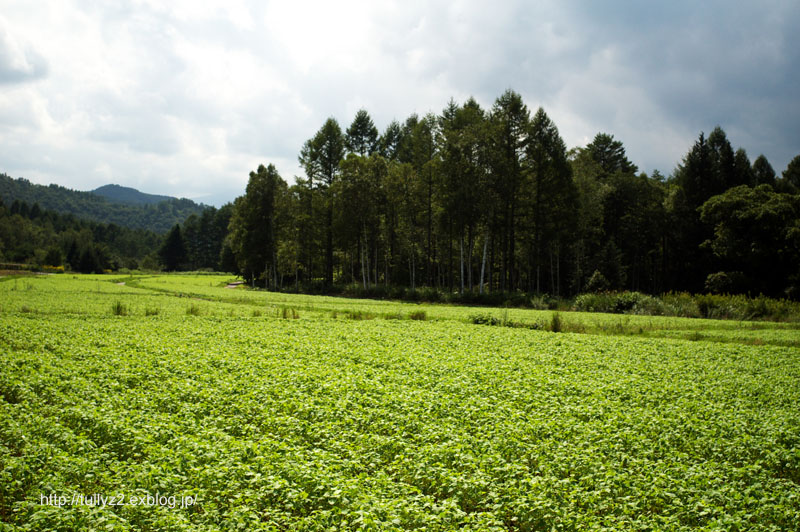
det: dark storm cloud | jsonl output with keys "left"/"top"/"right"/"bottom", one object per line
{"left": 556, "top": 0, "right": 800, "bottom": 171}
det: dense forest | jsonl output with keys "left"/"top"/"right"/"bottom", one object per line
{"left": 219, "top": 90, "right": 800, "bottom": 299}
{"left": 0, "top": 174, "right": 206, "bottom": 233}
{"left": 0, "top": 199, "right": 161, "bottom": 272}
{"left": 3, "top": 89, "right": 799, "bottom": 299}
{"left": 0, "top": 197, "right": 232, "bottom": 274}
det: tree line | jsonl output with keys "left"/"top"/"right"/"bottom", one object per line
{"left": 219, "top": 90, "right": 800, "bottom": 299}
{"left": 0, "top": 198, "right": 232, "bottom": 274}
{"left": 0, "top": 198, "right": 161, "bottom": 272}
{"left": 0, "top": 174, "right": 206, "bottom": 233}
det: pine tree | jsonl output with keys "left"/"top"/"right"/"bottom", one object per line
{"left": 159, "top": 224, "right": 187, "bottom": 271}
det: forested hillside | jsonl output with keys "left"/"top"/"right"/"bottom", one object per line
{"left": 220, "top": 90, "right": 800, "bottom": 298}
{"left": 0, "top": 199, "right": 161, "bottom": 272}
{"left": 91, "top": 184, "right": 174, "bottom": 205}
{"left": 0, "top": 174, "right": 205, "bottom": 233}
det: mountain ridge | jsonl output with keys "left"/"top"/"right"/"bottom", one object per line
{"left": 0, "top": 174, "right": 207, "bottom": 233}
{"left": 91, "top": 184, "right": 176, "bottom": 205}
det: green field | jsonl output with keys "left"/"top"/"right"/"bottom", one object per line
{"left": 2, "top": 274, "right": 799, "bottom": 530}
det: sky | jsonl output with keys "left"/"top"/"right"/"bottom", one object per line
{"left": 1, "top": 0, "right": 798, "bottom": 206}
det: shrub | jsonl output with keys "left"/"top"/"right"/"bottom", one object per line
{"left": 705, "top": 271, "right": 747, "bottom": 294}
{"left": 470, "top": 313, "right": 501, "bottom": 326}
{"left": 661, "top": 292, "right": 701, "bottom": 318}
{"left": 549, "top": 312, "right": 562, "bottom": 332}
{"left": 144, "top": 307, "right": 160, "bottom": 316}
{"left": 343, "top": 309, "right": 374, "bottom": 320}
{"left": 111, "top": 301, "right": 128, "bottom": 316}
{"left": 278, "top": 307, "right": 299, "bottom": 319}
{"left": 529, "top": 295, "right": 552, "bottom": 310}
{"left": 630, "top": 294, "right": 666, "bottom": 316}
{"left": 186, "top": 303, "right": 201, "bottom": 316}
{"left": 573, "top": 292, "right": 616, "bottom": 313}
{"left": 574, "top": 291, "right": 661, "bottom": 315}
{"left": 585, "top": 270, "right": 610, "bottom": 293}
{"left": 408, "top": 310, "right": 427, "bottom": 321}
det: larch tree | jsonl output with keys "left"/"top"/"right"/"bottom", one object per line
{"left": 299, "top": 118, "right": 346, "bottom": 286}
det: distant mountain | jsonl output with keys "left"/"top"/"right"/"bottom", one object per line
{"left": 0, "top": 174, "right": 207, "bottom": 233}
{"left": 91, "top": 184, "right": 174, "bottom": 205}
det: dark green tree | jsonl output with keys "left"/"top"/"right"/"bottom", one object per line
{"left": 227, "top": 164, "right": 285, "bottom": 287}
{"left": 159, "top": 224, "right": 187, "bottom": 271}
{"left": 752, "top": 155, "right": 776, "bottom": 187}
{"left": 707, "top": 127, "right": 736, "bottom": 193}
{"left": 345, "top": 109, "right": 379, "bottom": 156}
{"left": 439, "top": 98, "right": 487, "bottom": 292}
{"left": 487, "top": 89, "right": 529, "bottom": 290}
{"left": 299, "top": 118, "right": 345, "bottom": 286}
{"left": 587, "top": 133, "right": 638, "bottom": 177}
{"left": 524, "top": 107, "right": 576, "bottom": 294}
{"left": 379, "top": 120, "right": 403, "bottom": 160}
{"left": 733, "top": 148, "right": 754, "bottom": 187}
{"left": 700, "top": 185, "right": 800, "bottom": 296}
{"left": 44, "top": 246, "right": 62, "bottom": 267}
{"left": 783, "top": 154, "right": 800, "bottom": 191}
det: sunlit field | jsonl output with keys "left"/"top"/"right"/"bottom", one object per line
{"left": 2, "top": 274, "right": 799, "bottom": 530}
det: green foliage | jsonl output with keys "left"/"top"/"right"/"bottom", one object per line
{"left": 408, "top": 310, "right": 427, "bottom": 321}
{"left": 0, "top": 197, "right": 160, "bottom": 270}
{"left": 700, "top": 184, "right": 800, "bottom": 297}
{"left": 549, "top": 311, "right": 562, "bottom": 332}
{"left": 575, "top": 291, "right": 672, "bottom": 316}
{"left": 158, "top": 224, "right": 187, "bottom": 271}
{"left": 91, "top": 184, "right": 173, "bottom": 205}
{"left": 587, "top": 132, "right": 638, "bottom": 176}
{"left": 782, "top": 154, "right": 800, "bottom": 191}
{"left": 110, "top": 300, "right": 127, "bottom": 316}
{"left": 345, "top": 109, "right": 379, "bottom": 156}
{"left": 705, "top": 271, "right": 748, "bottom": 294}
{"left": 4, "top": 274, "right": 800, "bottom": 530}
{"left": 0, "top": 173, "right": 205, "bottom": 233}
{"left": 469, "top": 313, "right": 501, "bottom": 326}
{"left": 227, "top": 164, "right": 286, "bottom": 286}
{"left": 278, "top": 306, "right": 300, "bottom": 319}
{"left": 585, "top": 270, "right": 610, "bottom": 293}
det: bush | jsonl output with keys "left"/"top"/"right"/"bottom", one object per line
{"left": 661, "top": 292, "right": 701, "bottom": 318}
{"left": 111, "top": 301, "right": 128, "bottom": 316}
{"left": 585, "top": 270, "right": 610, "bottom": 293}
{"left": 278, "top": 307, "right": 300, "bottom": 319}
{"left": 549, "top": 312, "right": 562, "bottom": 332}
{"left": 575, "top": 291, "right": 664, "bottom": 315}
{"left": 573, "top": 292, "right": 616, "bottom": 313}
{"left": 470, "top": 313, "right": 501, "bottom": 326}
{"left": 705, "top": 271, "right": 748, "bottom": 294}
{"left": 186, "top": 303, "right": 201, "bottom": 316}
{"left": 408, "top": 310, "right": 427, "bottom": 321}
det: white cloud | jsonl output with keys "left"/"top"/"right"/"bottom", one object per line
{"left": 0, "top": 0, "right": 798, "bottom": 205}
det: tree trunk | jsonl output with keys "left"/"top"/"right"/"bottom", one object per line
{"left": 467, "top": 225, "right": 474, "bottom": 291}
{"left": 361, "top": 231, "right": 368, "bottom": 290}
{"left": 479, "top": 229, "right": 489, "bottom": 294}
{"left": 459, "top": 234, "right": 464, "bottom": 295}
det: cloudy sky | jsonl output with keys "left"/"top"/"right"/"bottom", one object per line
{"left": 1, "top": 0, "right": 798, "bottom": 206}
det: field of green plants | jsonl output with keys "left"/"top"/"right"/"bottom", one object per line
{"left": 2, "top": 274, "right": 799, "bottom": 530}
